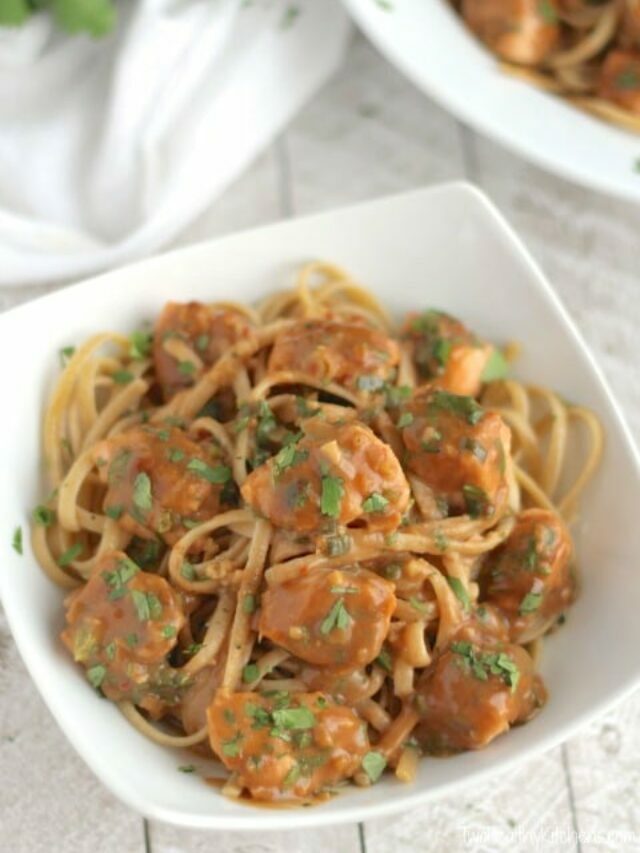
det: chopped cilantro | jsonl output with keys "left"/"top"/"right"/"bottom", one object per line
{"left": 112, "top": 370, "right": 134, "bottom": 385}
{"left": 166, "top": 447, "right": 185, "bottom": 463}
{"left": 273, "top": 443, "right": 308, "bottom": 477}
{"left": 434, "top": 529, "right": 448, "bottom": 552}
{"left": 481, "top": 349, "right": 509, "bottom": 382}
{"left": 242, "top": 663, "right": 260, "bottom": 683}
{"left": 221, "top": 734, "right": 243, "bottom": 758}
{"left": 283, "top": 764, "right": 301, "bottom": 787}
{"left": 59, "top": 346, "right": 75, "bottom": 367}
{"left": 446, "top": 576, "right": 471, "bottom": 612}
{"left": 131, "top": 589, "right": 163, "bottom": 621}
{"left": 86, "top": 664, "right": 106, "bottom": 690}
{"left": 433, "top": 338, "right": 452, "bottom": 367}
{"left": 295, "top": 396, "right": 320, "bottom": 418}
{"left": 271, "top": 706, "right": 316, "bottom": 730}
{"left": 409, "top": 596, "right": 429, "bottom": 615}
{"left": 320, "top": 475, "right": 344, "bottom": 518}
{"left": 130, "top": 330, "right": 152, "bottom": 360}
{"left": 460, "top": 437, "right": 487, "bottom": 462}
{"left": 12, "top": 526, "right": 23, "bottom": 554}
{"left": 105, "top": 504, "right": 124, "bottom": 520}
{"left": 362, "top": 751, "right": 387, "bottom": 783}
{"left": 462, "top": 484, "right": 490, "bottom": 518}
{"left": 178, "top": 764, "right": 196, "bottom": 773}
{"left": 362, "top": 492, "right": 389, "bottom": 513}
{"left": 132, "top": 472, "right": 153, "bottom": 512}
{"left": 320, "top": 598, "right": 351, "bottom": 634}
{"left": 59, "top": 542, "right": 82, "bottom": 566}
{"left": 375, "top": 648, "right": 393, "bottom": 672}
{"left": 195, "top": 334, "right": 209, "bottom": 352}
{"left": 162, "top": 625, "right": 177, "bottom": 639}
{"left": 384, "top": 562, "right": 402, "bottom": 580}
{"left": 384, "top": 384, "right": 412, "bottom": 407}
{"left": 256, "top": 400, "right": 277, "bottom": 444}
{"left": 32, "top": 505, "right": 55, "bottom": 527}
{"left": 242, "top": 594, "right": 257, "bottom": 614}
{"left": 177, "top": 360, "right": 196, "bottom": 376}
{"left": 537, "top": 0, "right": 557, "bottom": 24}
{"left": 397, "top": 411, "right": 414, "bottom": 429}
{"left": 325, "top": 533, "right": 351, "bottom": 557}
{"left": 428, "top": 390, "right": 484, "bottom": 425}
{"left": 186, "top": 458, "right": 232, "bottom": 484}
{"left": 519, "top": 591, "right": 543, "bottom": 614}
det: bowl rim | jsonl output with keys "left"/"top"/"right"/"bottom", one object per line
{"left": 343, "top": 0, "right": 640, "bottom": 205}
{"left": 1, "top": 181, "right": 639, "bottom": 830}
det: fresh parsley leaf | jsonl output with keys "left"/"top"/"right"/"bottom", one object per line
{"left": 131, "top": 590, "right": 163, "bottom": 622}
{"left": 428, "top": 390, "right": 484, "bottom": 425}
{"left": 462, "top": 484, "right": 490, "bottom": 518}
{"left": 397, "top": 411, "right": 414, "bottom": 429}
{"left": 59, "top": 542, "right": 82, "bottom": 566}
{"left": 481, "top": 349, "right": 509, "bottom": 382}
{"left": 362, "top": 492, "right": 389, "bottom": 513}
{"left": 59, "top": 345, "right": 75, "bottom": 367}
{"left": 132, "top": 472, "right": 153, "bottom": 512}
{"left": 130, "top": 330, "right": 152, "bottom": 359}
{"left": 362, "top": 751, "right": 387, "bottom": 783}
{"left": 105, "top": 504, "right": 124, "bottom": 520}
{"left": 186, "top": 459, "right": 231, "bottom": 484}
{"left": 519, "top": 591, "right": 543, "bottom": 614}
{"left": 271, "top": 707, "right": 316, "bottom": 730}
{"left": 12, "top": 526, "right": 23, "bottom": 555}
{"left": 320, "top": 475, "right": 344, "bottom": 518}
{"left": 112, "top": 370, "right": 133, "bottom": 385}
{"left": 180, "top": 561, "right": 196, "bottom": 581}
{"left": 195, "top": 334, "right": 209, "bottom": 352}
{"left": 320, "top": 598, "right": 351, "bottom": 634}
{"left": 446, "top": 576, "right": 471, "bottom": 612}
{"left": 178, "top": 764, "right": 196, "bottom": 773}
{"left": 242, "top": 594, "right": 257, "bottom": 614}
{"left": 242, "top": 663, "right": 260, "bottom": 683}
{"left": 86, "top": 664, "right": 107, "bottom": 689}
{"left": 32, "top": 505, "right": 55, "bottom": 527}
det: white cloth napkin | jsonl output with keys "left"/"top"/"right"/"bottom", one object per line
{"left": 0, "top": 0, "right": 350, "bottom": 286}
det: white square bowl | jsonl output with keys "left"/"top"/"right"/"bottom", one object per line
{"left": 1, "top": 183, "right": 639, "bottom": 830}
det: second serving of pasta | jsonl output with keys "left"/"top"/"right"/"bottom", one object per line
{"left": 32, "top": 263, "right": 602, "bottom": 805}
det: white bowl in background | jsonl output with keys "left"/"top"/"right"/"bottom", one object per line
{"left": 1, "top": 183, "right": 639, "bottom": 830}
{"left": 344, "top": 0, "right": 640, "bottom": 204}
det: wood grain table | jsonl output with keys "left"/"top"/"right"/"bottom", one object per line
{"left": 1, "top": 33, "right": 639, "bottom": 853}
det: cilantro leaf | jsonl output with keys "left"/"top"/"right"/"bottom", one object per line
{"left": 186, "top": 459, "right": 231, "bottom": 484}
{"left": 12, "top": 526, "right": 23, "bottom": 555}
{"left": 446, "top": 576, "right": 471, "bottom": 612}
{"left": 362, "top": 492, "right": 389, "bottom": 513}
{"left": 362, "top": 751, "right": 387, "bottom": 783}
{"left": 481, "top": 349, "right": 509, "bottom": 382}
{"left": 519, "top": 591, "right": 543, "bottom": 614}
{"left": 320, "top": 598, "right": 351, "bottom": 634}
{"left": 271, "top": 707, "right": 316, "bottom": 730}
{"left": 132, "top": 472, "right": 153, "bottom": 512}
{"left": 320, "top": 475, "right": 344, "bottom": 518}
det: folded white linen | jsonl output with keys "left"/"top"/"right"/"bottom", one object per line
{"left": 0, "top": 0, "right": 350, "bottom": 285}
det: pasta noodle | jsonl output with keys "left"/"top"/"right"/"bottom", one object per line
{"left": 31, "top": 262, "right": 602, "bottom": 805}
